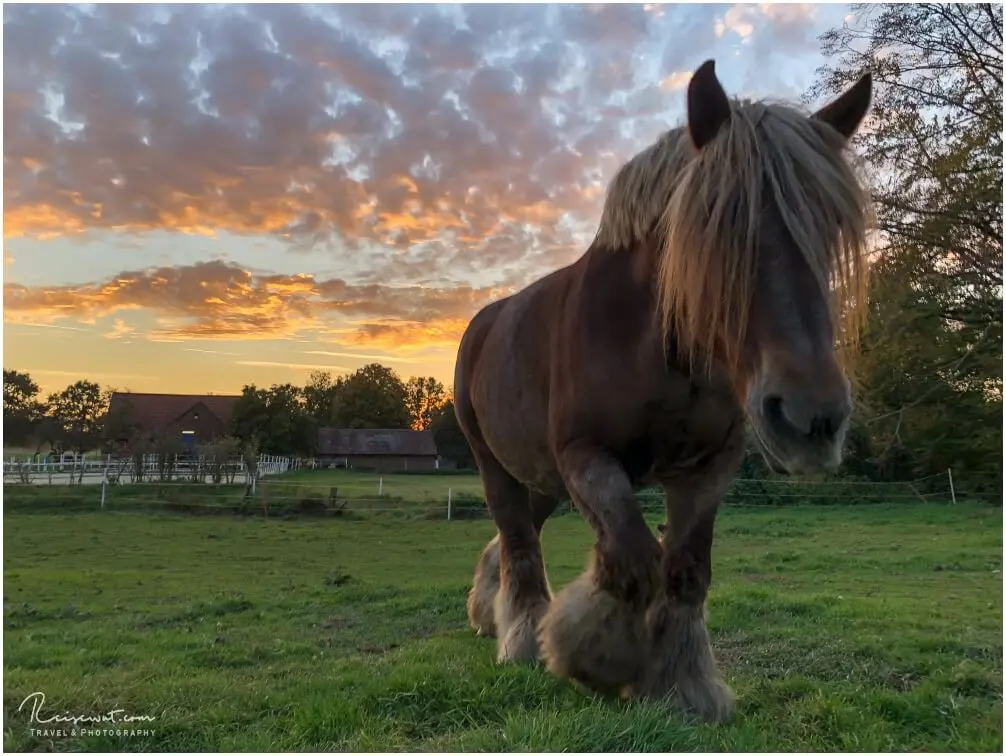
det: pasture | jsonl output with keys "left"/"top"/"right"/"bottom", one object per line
{"left": 275, "top": 467, "right": 487, "bottom": 501}
{"left": 3, "top": 502, "right": 1002, "bottom": 752}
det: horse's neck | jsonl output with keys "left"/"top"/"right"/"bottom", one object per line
{"left": 579, "top": 238, "right": 664, "bottom": 350}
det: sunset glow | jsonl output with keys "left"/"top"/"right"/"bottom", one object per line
{"left": 3, "top": 3, "right": 854, "bottom": 395}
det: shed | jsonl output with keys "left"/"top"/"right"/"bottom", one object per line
{"left": 317, "top": 428, "right": 439, "bottom": 472}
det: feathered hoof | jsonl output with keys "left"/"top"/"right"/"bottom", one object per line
{"left": 628, "top": 599, "right": 735, "bottom": 723}
{"left": 537, "top": 561, "right": 647, "bottom": 694}
{"left": 495, "top": 595, "right": 549, "bottom": 664}
{"left": 467, "top": 535, "right": 501, "bottom": 638}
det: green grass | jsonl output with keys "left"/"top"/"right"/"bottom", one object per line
{"left": 2, "top": 470, "right": 490, "bottom": 519}
{"left": 2, "top": 447, "right": 35, "bottom": 457}
{"left": 275, "top": 468, "right": 486, "bottom": 500}
{"left": 3, "top": 503, "right": 1002, "bottom": 752}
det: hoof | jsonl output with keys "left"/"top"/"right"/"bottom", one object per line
{"left": 632, "top": 600, "right": 734, "bottom": 723}
{"left": 496, "top": 598, "right": 549, "bottom": 664}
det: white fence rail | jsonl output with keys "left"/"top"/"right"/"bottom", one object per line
{"left": 2, "top": 453, "right": 297, "bottom": 486}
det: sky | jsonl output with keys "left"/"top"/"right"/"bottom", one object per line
{"left": 3, "top": 2, "right": 856, "bottom": 397}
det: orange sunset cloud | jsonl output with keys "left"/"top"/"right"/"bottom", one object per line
{"left": 4, "top": 261, "right": 507, "bottom": 349}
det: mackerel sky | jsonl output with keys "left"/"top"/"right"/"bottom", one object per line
{"left": 3, "top": 2, "right": 854, "bottom": 395}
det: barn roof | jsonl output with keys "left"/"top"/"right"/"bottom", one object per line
{"left": 317, "top": 428, "right": 438, "bottom": 457}
{"left": 107, "top": 392, "right": 240, "bottom": 434}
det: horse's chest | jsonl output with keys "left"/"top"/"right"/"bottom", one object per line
{"left": 624, "top": 390, "right": 742, "bottom": 484}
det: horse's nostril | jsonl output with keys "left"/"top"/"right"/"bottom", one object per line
{"left": 763, "top": 394, "right": 811, "bottom": 435}
{"left": 763, "top": 394, "right": 848, "bottom": 440}
{"left": 812, "top": 402, "right": 851, "bottom": 440}
{"left": 762, "top": 395, "right": 785, "bottom": 425}
{"left": 810, "top": 414, "right": 833, "bottom": 439}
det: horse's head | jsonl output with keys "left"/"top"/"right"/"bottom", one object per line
{"left": 659, "top": 61, "right": 873, "bottom": 475}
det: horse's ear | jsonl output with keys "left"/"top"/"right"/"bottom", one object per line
{"left": 687, "top": 59, "right": 731, "bottom": 151}
{"left": 812, "top": 72, "right": 872, "bottom": 141}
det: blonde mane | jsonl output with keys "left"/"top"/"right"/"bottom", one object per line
{"left": 594, "top": 99, "right": 872, "bottom": 375}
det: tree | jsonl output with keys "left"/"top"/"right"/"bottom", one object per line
{"left": 404, "top": 376, "right": 448, "bottom": 430}
{"left": 811, "top": 4, "right": 1003, "bottom": 494}
{"left": 330, "top": 363, "right": 411, "bottom": 429}
{"left": 230, "top": 384, "right": 317, "bottom": 456}
{"left": 45, "top": 380, "right": 107, "bottom": 461}
{"left": 430, "top": 400, "right": 476, "bottom": 469}
{"left": 203, "top": 435, "right": 243, "bottom": 484}
{"left": 266, "top": 383, "right": 317, "bottom": 456}
{"left": 303, "top": 370, "right": 342, "bottom": 423}
{"left": 3, "top": 369, "right": 43, "bottom": 447}
{"left": 231, "top": 386, "right": 272, "bottom": 451}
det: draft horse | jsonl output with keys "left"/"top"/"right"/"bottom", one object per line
{"left": 453, "top": 60, "right": 873, "bottom": 722}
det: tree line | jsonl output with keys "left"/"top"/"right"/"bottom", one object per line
{"left": 228, "top": 364, "right": 473, "bottom": 466}
{"left": 2, "top": 363, "right": 476, "bottom": 469}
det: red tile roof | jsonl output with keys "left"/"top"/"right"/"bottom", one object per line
{"left": 107, "top": 392, "right": 240, "bottom": 434}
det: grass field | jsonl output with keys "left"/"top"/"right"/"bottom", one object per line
{"left": 274, "top": 468, "right": 486, "bottom": 501}
{"left": 3, "top": 502, "right": 1002, "bottom": 752}
{"left": 1, "top": 469, "right": 489, "bottom": 518}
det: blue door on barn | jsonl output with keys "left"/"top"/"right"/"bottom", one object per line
{"left": 181, "top": 430, "right": 197, "bottom": 457}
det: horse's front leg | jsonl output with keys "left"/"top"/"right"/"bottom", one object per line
{"left": 538, "top": 442, "right": 661, "bottom": 694}
{"left": 632, "top": 456, "right": 741, "bottom": 722}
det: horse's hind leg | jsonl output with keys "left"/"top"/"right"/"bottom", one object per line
{"left": 469, "top": 451, "right": 553, "bottom": 662}
{"left": 466, "top": 491, "right": 557, "bottom": 640}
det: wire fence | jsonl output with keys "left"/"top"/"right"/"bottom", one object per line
{"left": 3, "top": 468, "right": 989, "bottom": 521}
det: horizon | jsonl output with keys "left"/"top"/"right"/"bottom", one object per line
{"left": 3, "top": 3, "right": 857, "bottom": 397}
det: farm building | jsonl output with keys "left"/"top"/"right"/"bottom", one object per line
{"left": 317, "top": 428, "right": 439, "bottom": 472}
{"left": 105, "top": 392, "right": 240, "bottom": 452}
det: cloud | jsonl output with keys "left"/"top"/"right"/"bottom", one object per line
{"left": 304, "top": 349, "right": 417, "bottom": 364}
{"left": 3, "top": 260, "right": 506, "bottom": 348}
{"left": 236, "top": 360, "right": 354, "bottom": 373}
{"left": 3, "top": 321, "right": 86, "bottom": 332}
{"left": 104, "top": 318, "right": 136, "bottom": 340}
{"left": 660, "top": 72, "right": 692, "bottom": 92}
{"left": 718, "top": 6, "right": 757, "bottom": 39}
{"left": 28, "top": 368, "right": 153, "bottom": 383}
{"left": 182, "top": 347, "right": 241, "bottom": 356}
{"left": 341, "top": 318, "right": 475, "bottom": 351}
{"left": 2, "top": 3, "right": 735, "bottom": 282}
{"left": 3, "top": 2, "right": 847, "bottom": 357}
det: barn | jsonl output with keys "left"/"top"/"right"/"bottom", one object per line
{"left": 317, "top": 428, "right": 439, "bottom": 472}
{"left": 105, "top": 392, "right": 240, "bottom": 453}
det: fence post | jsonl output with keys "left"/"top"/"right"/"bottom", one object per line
{"left": 101, "top": 456, "right": 110, "bottom": 508}
{"left": 447, "top": 487, "right": 452, "bottom": 521}
{"left": 379, "top": 477, "right": 383, "bottom": 496}
{"left": 947, "top": 468, "right": 957, "bottom": 505}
